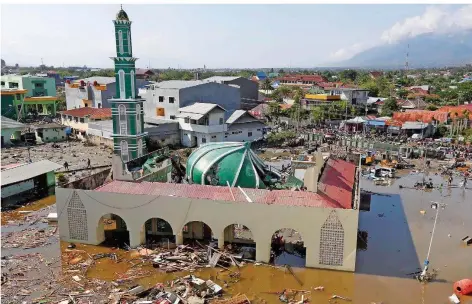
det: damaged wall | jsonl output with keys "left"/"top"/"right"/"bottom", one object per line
{"left": 62, "top": 168, "right": 111, "bottom": 190}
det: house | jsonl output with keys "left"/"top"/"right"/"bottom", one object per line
{"left": 1, "top": 116, "right": 26, "bottom": 146}
{"left": 225, "top": 110, "right": 265, "bottom": 142}
{"left": 392, "top": 110, "right": 448, "bottom": 124}
{"left": 135, "top": 68, "right": 155, "bottom": 80}
{"left": 60, "top": 107, "right": 112, "bottom": 135}
{"left": 204, "top": 76, "right": 259, "bottom": 110}
{"left": 144, "top": 80, "right": 240, "bottom": 121}
{"left": 401, "top": 121, "right": 434, "bottom": 138}
{"left": 408, "top": 85, "right": 430, "bottom": 93}
{"left": 33, "top": 123, "right": 68, "bottom": 143}
{"left": 398, "top": 98, "right": 428, "bottom": 111}
{"left": 303, "top": 94, "right": 341, "bottom": 110}
{"left": 327, "top": 88, "right": 369, "bottom": 106}
{"left": 254, "top": 71, "right": 267, "bottom": 81}
{"left": 369, "top": 71, "right": 383, "bottom": 79}
{"left": 249, "top": 103, "right": 269, "bottom": 120}
{"left": 1, "top": 160, "right": 62, "bottom": 202}
{"left": 177, "top": 103, "right": 227, "bottom": 147}
{"left": 65, "top": 76, "right": 150, "bottom": 109}
{"left": 1, "top": 75, "right": 59, "bottom": 118}
{"left": 277, "top": 74, "right": 327, "bottom": 87}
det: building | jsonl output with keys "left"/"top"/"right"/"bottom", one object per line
{"left": 327, "top": 88, "right": 369, "bottom": 106}
{"left": 144, "top": 80, "right": 240, "bottom": 121}
{"left": 401, "top": 121, "right": 434, "bottom": 138}
{"left": 33, "top": 123, "right": 68, "bottom": 143}
{"left": 135, "top": 68, "right": 155, "bottom": 79}
{"left": 397, "top": 98, "right": 428, "bottom": 111}
{"left": 177, "top": 103, "right": 227, "bottom": 147}
{"left": 277, "top": 74, "right": 327, "bottom": 87}
{"left": 225, "top": 110, "right": 265, "bottom": 142}
{"left": 369, "top": 71, "right": 383, "bottom": 79}
{"left": 56, "top": 142, "right": 361, "bottom": 271}
{"left": 60, "top": 107, "right": 112, "bottom": 134}
{"left": 204, "top": 76, "right": 259, "bottom": 110}
{"left": 1, "top": 75, "right": 59, "bottom": 118}
{"left": 1, "top": 88, "right": 28, "bottom": 119}
{"left": 1, "top": 116, "right": 26, "bottom": 146}
{"left": 303, "top": 94, "right": 341, "bottom": 110}
{"left": 65, "top": 76, "right": 150, "bottom": 109}
{"left": 1, "top": 160, "right": 62, "bottom": 203}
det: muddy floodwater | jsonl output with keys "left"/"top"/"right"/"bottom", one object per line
{"left": 2, "top": 173, "right": 472, "bottom": 303}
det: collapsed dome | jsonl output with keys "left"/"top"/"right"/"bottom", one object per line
{"left": 186, "top": 142, "right": 279, "bottom": 189}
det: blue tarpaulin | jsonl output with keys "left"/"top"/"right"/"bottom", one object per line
{"left": 366, "top": 120, "right": 386, "bottom": 126}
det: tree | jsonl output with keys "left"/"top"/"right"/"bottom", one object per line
{"left": 312, "top": 106, "right": 323, "bottom": 123}
{"left": 261, "top": 78, "right": 272, "bottom": 90}
{"left": 435, "top": 123, "right": 448, "bottom": 137}
{"left": 380, "top": 98, "right": 399, "bottom": 117}
{"left": 426, "top": 104, "right": 438, "bottom": 111}
{"left": 339, "top": 69, "right": 358, "bottom": 82}
{"left": 267, "top": 102, "right": 282, "bottom": 122}
{"left": 397, "top": 89, "right": 409, "bottom": 99}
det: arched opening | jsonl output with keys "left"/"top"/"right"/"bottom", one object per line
{"left": 118, "top": 104, "right": 127, "bottom": 135}
{"left": 271, "top": 228, "right": 305, "bottom": 267}
{"left": 143, "top": 218, "right": 175, "bottom": 249}
{"left": 118, "top": 30, "right": 124, "bottom": 54}
{"left": 223, "top": 224, "right": 256, "bottom": 260}
{"left": 98, "top": 214, "right": 129, "bottom": 248}
{"left": 130, "top": 70, "right": 136, "bottom": 98}
{"left": 118, "top": 70, "right": 125, "bottom": 99}
{"left": 120, "top": 140, "right": 129, "bottom": 162}
{"left": 127, "top": 30, "right": 132, "bottom": 55}
{"left": 182, "top": 221, "right": 214, "bottom": 245}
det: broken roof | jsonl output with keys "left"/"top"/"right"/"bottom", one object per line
{"left": 1, "top": 116, "right": 26, "bottom": 130}
{"left": 60, "top": 108, "right": 112, "bottom": 120}
{"left": 1, "top": 160, "right": 62, "bottom": 187}
{"left": 96, "top": 180, "right": 350, "bottom": 208}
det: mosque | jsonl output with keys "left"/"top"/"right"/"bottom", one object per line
{"left": 56, "top": 7, "right": 361, "bottom": 272}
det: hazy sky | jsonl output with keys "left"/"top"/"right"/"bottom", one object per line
{"left": 2, "top": 4, "right": 471, "bottom": 69}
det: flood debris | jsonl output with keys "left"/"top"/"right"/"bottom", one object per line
{"left": 1, "top": 226, "right": 58, "bottom": 249}
{"left": 330, "top": 294, "right": 352, "bottom": 301}
{"left": 461, "top": 235, "right": 472, "bottom": 246}
{"left": 448, "top": 293, "right": 460, "bottom": 304}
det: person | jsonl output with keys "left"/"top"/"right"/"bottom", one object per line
{"left": 448, "top": 174, "right": 453, "bottom": 187}
{"left": 87, "top": 158, "right": 91, "bottom": 169}
{"left": 463, "top": 172, "right": 469, "bottom": 188}
{"left": 64, "top": 161, "right": 69, "bottom": 171}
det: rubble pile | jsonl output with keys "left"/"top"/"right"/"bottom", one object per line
{"left": 1, "top": 226, "right": 58, "bottom": 249}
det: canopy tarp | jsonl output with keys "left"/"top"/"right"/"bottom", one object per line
{"left": 346, "top": 117, "right": 366, "bottom": 124}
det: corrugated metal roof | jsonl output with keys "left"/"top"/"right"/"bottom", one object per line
{"left": 60, "top": 107, "right": 112, "bottom": 119}
{"left": 154, "top": 80, "right": 206, "bottom": 89}
{"left": 318, "top": 159, "right": 356, "bottom": 209}
{"left": 1, "top": 160, "right": 62, "bottom": 187}
{"left": 401, "top": 121, "right": 428, "bottom": 130}
{"left": 226, "top": 110, "right": 246, "bottom": 124}
{"left": 1, "top": 116, "right": 26, "bottom": 130}
{"left": 96, "top": 180, "right": 346, "bottom": 208}
{"left": 204, "top": 76, "right": 240, "bottom": 83}
{"left": 179, "top": 103, "right": 226, "bottom": 115}
{"left": 175, "top": 112, "right": 204, "bottom": 120}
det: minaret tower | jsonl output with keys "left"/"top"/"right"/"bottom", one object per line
{"left": 110, "top": 6, "right": 147, "bottom": 167}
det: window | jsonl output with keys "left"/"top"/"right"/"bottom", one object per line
{"left": 159, "top": 96, "right": 164, "bottom": 102}
{"left": 127, "top": 30, "right": 132, "bottom": 54}
{"left": 1, "top": 81, "right": 4, "bottom": 86}
{"left": 84, "top": 103, "right": 88, "bottom": 107}
{"left": 201, "top": 137, "right": 206, "bottom": 143}
{"left": 119, "top": 104, "right": 127, "bottom": 135}
{"left": 170, "top": 115, "right": 176, "bottom": 120}
{"left": 80, "top": 118, "right": 85, "bottom": 123}
{"left": 9, "top": 82, "right": 19, "bottom": 88}
{"left": 118, "top": 30, "right": 124, "bottom": 54}
{"left": 257, "top": 129, "right": 261, "bottom": 131}
{"left": 98, "top": 103, "right": 101, "bottom": 108}
{"left": 225, "top": 132, "right": 229, "bottom": 135}
{"left": 62, "top": 136, "right": 65, "bottom": 139}
{"left": 68, "top": 115, "right": 72, "bottom": 121}
{"left": 45, "top": 137, "right": 49, "bottom": 140}
{"left": 136, "top": 104, "right": 141, "bottom": 133}
{"left": 248, "top": 132, "right": 252, "bottom": 137}
{"left": 35, "top": 83, "right": 44, "bottom": 88}
{"left": 15, "top": 94, "right": 20, "bottom": 100}
{"left": 118, "top": 70, "right": 125, "bottom": 98}
{"left": 130, "top": 70, "right": 135, "bottom": 98}
{"left": 137, "top": 138, "right": 143, "bottom": 157}
{"left": 219, "top": 118, "right": 224, "bottom": 125}
{"left": 169, "top": 97, "right": 175, "bottom": 104}
{"left": 120, "top": 140, "right": 129, "bottom": 162}
{"left": 211, "top": 135, "right": 217, "bottom": 139}
{"left": 74, "top": 117, "right": 78, "bottom": 123}
{"left": 184, "top": 118, "right": 190, "bottom": 123}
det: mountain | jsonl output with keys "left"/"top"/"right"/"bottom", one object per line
{"left": 333, "top": 31, "right": 472, "bottom": 69}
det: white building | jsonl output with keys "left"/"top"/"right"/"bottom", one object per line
{"left": 225, "top": 110, "right": 265, "bottom": 142}
{"left": 143, "top": 80, "right": 240, "bottom": 121}
{"left": 60, "top": 107, "right": 112, "bottom": 135}
{"left": 328, "top": 88, "right": 369, "bottom": 106}
{"left": 177, "top": 103, "right": 227, "bottom": 147}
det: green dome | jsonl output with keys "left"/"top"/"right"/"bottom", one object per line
{"left": 186, "top": 142, "right": 278, "bottom": 189}
{"left": 116, "top": 7, "right": 129, "bottom": 21}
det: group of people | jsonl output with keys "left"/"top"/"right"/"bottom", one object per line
{"left": 63, "top": 158, "right": 91, "bottom": 171}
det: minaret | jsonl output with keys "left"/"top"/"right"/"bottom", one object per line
{"left": 110, "top": 6, "right": 147, "bottom": 169}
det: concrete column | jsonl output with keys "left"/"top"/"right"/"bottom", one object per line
{"left": 151, "top": 218, "right": 157, "bottom": 234}
{"left": 255, "top": 242, "right": 271, "bottom": 263}
{"left": 176, "top": 233, "right": 183, "bottom": 245}
{"left": 128, "top": 225, "right": 145, "bottom": 248}
{"left": 305, "top": 242, "right": 320, "bottom": 268}
{"left": 218, "top": 231, "right": 225, "bottom": 249}
{"left": 53, "top": 101, "right": 57, "bottom": 116}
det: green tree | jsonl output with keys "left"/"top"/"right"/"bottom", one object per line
{"left": 267, "top": 102, "right": 282, "bottom": 122}
{"left": 426, "top": 104, "right": 438, "bottom": 111}
{"left": 397, "top": 89, "right": 409, "bottom": 99}
{"left": 380, "top": 98, "right": 399, "bottom": 117}
{"left": 360, "top": 80, "right": 379, "bottom": 97}
{"left": 261, "top": 78, "right": 272, "bottom": 90}
{"left": 339, "top": 69, "right": 358, "bottom": 82}
{"left": 312, "top": 106, "right": 323, "bottom": 123}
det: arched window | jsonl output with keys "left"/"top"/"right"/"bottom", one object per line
{"left": 137, "top": 138, "right": 143, "bottom": 157}
{"left": 127, "top": 30, "right": 132, "bottom": 55}
{"left": 118, "top": 70, "right": 125, "bottom": 99}
{"left": 136, "top": 104, "right": 141, "bottom": 133}
{"left": 119, "top": 104, "right": 127, "bottom": 135}
{"left": 120, "top": 140, "right": 129, "bottom": 162}
{"left": 130, "top": 70, "right": 135, "bottom": 98}
{"left": 118, "top": 30, "right": 124, "bottom": 54}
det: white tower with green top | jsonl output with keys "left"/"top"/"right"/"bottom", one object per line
{"left": 110, "top": 6, "right": 147, "bottom": 164}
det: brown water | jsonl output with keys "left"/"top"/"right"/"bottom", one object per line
{"left": 1, "top": 195, "right": 56, "bottom": 225}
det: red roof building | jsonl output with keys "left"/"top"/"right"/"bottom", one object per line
{"left": 278, "top": 74, "right": 327, "bottom": 86}
{"left": 392, "top": 110, "right": 448, "bottom": 123}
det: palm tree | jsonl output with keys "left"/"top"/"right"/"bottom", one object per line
{"left": 261, "top": 78, "right": 272, "bottom": 91}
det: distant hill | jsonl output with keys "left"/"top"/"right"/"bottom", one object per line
{"left": 333, "top": 31, "right": 472, "bottom": 69}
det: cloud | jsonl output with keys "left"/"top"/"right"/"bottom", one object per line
{"left": 330, "top": 43, "right": 371, "bottom": 61}
{"left": 381, "top": 5, "right": 472, "bottom": 44}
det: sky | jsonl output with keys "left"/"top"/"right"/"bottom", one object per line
{"left": 1, "top": 4, "right": 472, "bottom": 69}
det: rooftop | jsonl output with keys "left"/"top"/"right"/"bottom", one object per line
{"left": 1, "top": 116, "right": 26, "bottom": 130}
{"left": 73, "top": 77, "right": 116, "bottom": 85}
{"left": 179, "top": 103, "right": 226, "bottom": 115}
{"left": 392, "top": 110, "right": 448, "bottom": 123}
{"left": 153, "top": 80, "right": 207, "bottom": 90}
{"left": 204, "top": 76, "right": 240, "bottom": 83}
{"left": 1, "top": 160, "right": 62, "bottom": 187}
{"left": 95, "top": 180, "right": 348, "bottom": 208}
{"left": 33, "top": 123, "right": 66, "bottom": 129}
{"left": 60, "top": 107, "right": 112, "bottom": 120}
{"left": 318, "top": 158, "right": 356, "bottom": 209}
